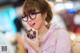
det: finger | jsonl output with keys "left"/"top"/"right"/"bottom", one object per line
{"left": 24, "top": 34, "right": 33, "bottom": 45}
{"left": 36, "top": 30, "right": 38, "bottom": 38}
{"left": 35, "top": 30, "right": 39, "bottom": 42}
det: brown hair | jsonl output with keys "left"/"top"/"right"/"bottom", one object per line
{"left": 23, "top": 0, "right": 53, "bottom": 24}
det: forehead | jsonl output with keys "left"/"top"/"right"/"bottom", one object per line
{"left": 23, "top": 2, "right": 40, "bottom": 14}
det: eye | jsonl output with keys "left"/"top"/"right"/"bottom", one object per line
{"left": 22, "top": 15, "right": 25, "bottom": 18}
{"left": 30, "top": 12, "right": 36, "bottom": 15}
{"left": 22, "top": 14, "right": 27, "bottom": 18}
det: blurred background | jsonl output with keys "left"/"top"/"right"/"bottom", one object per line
{"left": 0, "top": 0, "right": 80, "bottom": 53}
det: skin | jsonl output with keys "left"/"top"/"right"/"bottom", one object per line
{"left": 24, "top": 10, "right": 48, "bottom": 53}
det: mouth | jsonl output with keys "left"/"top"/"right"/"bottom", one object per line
{"left": 30, "top": 23, "right": 35, "bottom": 27}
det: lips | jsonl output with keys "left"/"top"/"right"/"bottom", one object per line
{"left": 30, "top": 23, "right": 35, "bottom": 27}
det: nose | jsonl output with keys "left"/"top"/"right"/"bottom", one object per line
{"left": 27, "top": 16, "right": 32, "bottom": 25}
{"left": 27, "top": 15, "right": 32, "bottom": 22}
{"left": 28, "top": 18, "right": 32, "bottom": 22}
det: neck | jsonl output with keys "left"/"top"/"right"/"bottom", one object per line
{"left": 38, "top": 24, "right": 48, "bottom": 36}
{"left": 38, "top": 24, "right": 49, "bottom": 45}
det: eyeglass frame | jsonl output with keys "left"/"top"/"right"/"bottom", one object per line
{"left": 22, "top": 11, "right": 41, "bottom": 22}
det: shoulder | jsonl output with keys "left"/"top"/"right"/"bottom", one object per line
{"left": 50, "top": 23, "right": 70, "bottom": 39}
{"left": 49, "top": 23, "right": 65, "bottom": 32}
{"left": 50, "top": 23, "right": 71, "bottom": 44}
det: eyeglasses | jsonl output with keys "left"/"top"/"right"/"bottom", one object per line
{"left": 22, "top": 11, "right": 41, "bottom": 22}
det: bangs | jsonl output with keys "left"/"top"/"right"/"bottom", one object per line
{"left": 23, "top": 2, "right": 40, "bottom": 14}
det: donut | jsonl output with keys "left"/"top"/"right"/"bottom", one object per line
{"left": 26, "top": 29, "right": 36, "bottom": 39}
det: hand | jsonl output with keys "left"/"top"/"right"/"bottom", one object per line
{"left": 24, "top": 31, "right": 41, "bottom": 53}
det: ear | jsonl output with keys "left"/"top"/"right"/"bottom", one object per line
{"left": 43, "top": 12, "right": 47, "bottom": 20}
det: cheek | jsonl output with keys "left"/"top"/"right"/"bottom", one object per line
{"left": 36, "top": 15, "right": 43, "bottom": 24}
{"left": 36, "top": 20, "right": 42, "bottom": 26}
{"left": 34, "top": 15, "right": 44, "bottom": 29}
{"left": 34, "top": 20, "right": 42, "bottom": 30}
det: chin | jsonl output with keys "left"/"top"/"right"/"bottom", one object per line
{"left": 33, "top": 27, "right": 39, "bottom": 30}
{"left": 32, "top": 25, "right": 40, "bottom": 30}
{"left": 33, "top": 27, "right": 38, "bottom": 30}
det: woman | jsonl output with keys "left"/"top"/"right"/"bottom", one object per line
{"left": 21, "top": 0, "right": 71, "bottom": 53}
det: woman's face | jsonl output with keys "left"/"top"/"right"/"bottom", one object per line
{"left": 24, "top": 10, "right": 46, "bottom": 30}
